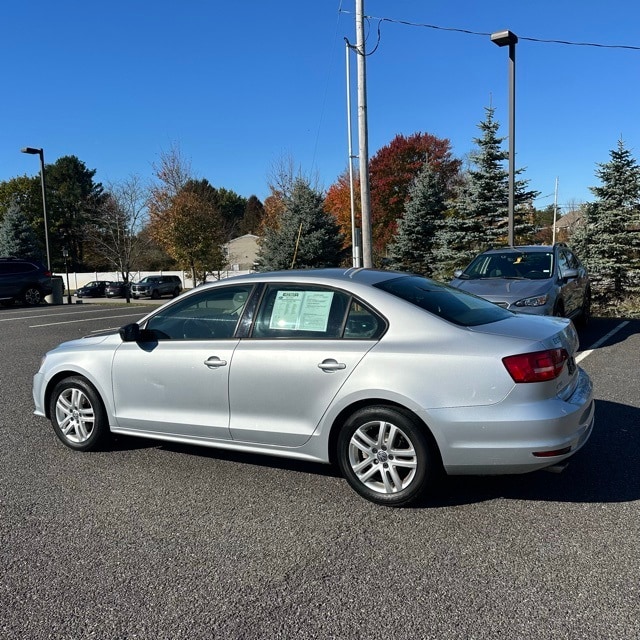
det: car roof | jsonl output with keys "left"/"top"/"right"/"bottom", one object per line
{"left": 210, "top": 268, "right": 408, "bottom": 287}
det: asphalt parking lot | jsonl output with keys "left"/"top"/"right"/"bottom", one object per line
{"left": 1, "top": 301, "right": 639, "bottom": 639}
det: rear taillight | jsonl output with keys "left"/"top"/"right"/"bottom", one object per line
{"left": 44, "top": 270, "right": 52, "bottom": 277}
{"left": 502, "top": 348, "right": 569, "bottom": 383}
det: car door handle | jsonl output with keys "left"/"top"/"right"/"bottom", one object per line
{"left": 204, "top": 356, "right": 228, "bottom": 368}
{"left": 318, "top": 359, "right": 346, "bottom": 372}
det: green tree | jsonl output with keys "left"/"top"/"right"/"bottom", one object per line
{"left": 0, "top": 200, "right": 40, "bottom": 259}
{"left": 239, "top": 195, "right": 265, "bottom": 236}
{"left": 388, "top": 162, "right": 448, "bottom": 277}
{"left": 451, "top": 106, "right": 538, "bottom": 251}
{"left": 43, "top": 156, "right": 106, "bottom": 270}
{"left": 257, "top": 178, "right": 345, "bottom": 271}
{"left": 571, "top": 139, "right": 640, "bottom": 300}
{"left": 0, "top": 176, "right": 40, "bottom": 223}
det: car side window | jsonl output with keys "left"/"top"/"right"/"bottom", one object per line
{"left": 145, "top": 285, "right": 253, "bottom": 340}
{"left": 252, "top": 285, "right": 350, "bottom": 339}
{"left": 557, "top": 250, "right": 571, "bottom": 276}
{"left": 344, "top": 301, "right": 384, "bottom": 339}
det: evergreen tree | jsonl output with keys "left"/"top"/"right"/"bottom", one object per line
{"left": 239, "top": 195, "right": 265, "bottom": 236}
{"left": 450, "top": 106, "right": 538, "bottom": 253}
{"left": 257, "top": 179, "right": 345, "bottom": 271}
{"left": 0, "top": 200, "right": 40, "bottom": 259}
{"left": 388, "top": 162, "right": 448, "bottom": 277}
{"left": 571, "top": 139, "right": 640, "bottom": 299}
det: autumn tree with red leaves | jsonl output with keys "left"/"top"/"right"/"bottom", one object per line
{"left": 324, "top": 169, "right": 360, "bottom": 252}
{"left": 369, "top": 132, "right": 461, "bottom": 257}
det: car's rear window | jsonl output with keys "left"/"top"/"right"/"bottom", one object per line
{"left": 375, "top": 276, "right": 512, "bottom": 327}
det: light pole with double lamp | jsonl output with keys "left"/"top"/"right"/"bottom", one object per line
{"left": 490, "top": 29, "right": 518, "bottom": 247}
{"left": 21, "top": 147, "right": 52, "bottom": 271}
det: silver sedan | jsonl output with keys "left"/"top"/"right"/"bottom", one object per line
{"left": 33, "top": 268, "right": 594, "bottom": 506}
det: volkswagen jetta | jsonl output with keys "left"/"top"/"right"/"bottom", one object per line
{"left": 33, "top": 268, "right": 594, "bottom": 506}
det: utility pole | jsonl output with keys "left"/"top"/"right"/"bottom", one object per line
{"left": 355, "top": 0, "right": 373, "bottom": 267}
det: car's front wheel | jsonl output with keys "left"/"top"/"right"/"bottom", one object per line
{"left": 49, "top": 376, "right": 109, "bottom": 451}
{"left": 337, "top": 406, "right": 435, "bottom": 506}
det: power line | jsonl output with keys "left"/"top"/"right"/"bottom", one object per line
{"left": 338, "top": 10, "right": 640, "bottom": 53}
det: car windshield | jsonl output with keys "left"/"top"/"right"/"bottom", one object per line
{"left": 461, "top": 251, "right": 553, "bottom": 280}
{"left": 375, "top": 276, "right": 512, "bottom": 326}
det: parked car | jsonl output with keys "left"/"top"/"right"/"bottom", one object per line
{"left": 33, "top": 268, "right": 594, "bottom": 507}
{"left": 0, "top": 256, "right": 53, "bottom": 306}
{"left": 450, "top": 244, "right": 591, "bottom": 324}
{"left": 105, "top": 282, "right": 130, "bottom": 298}
{"left": 131, "top": 275, "right": 182, "bottom": 299}
{"left": 75, "top": 280, "right": 111, "bottom": 298}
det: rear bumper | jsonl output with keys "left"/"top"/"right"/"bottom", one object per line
{"left": 429, "top": 367, "right": 595, "bottom": 475}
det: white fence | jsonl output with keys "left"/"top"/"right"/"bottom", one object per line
{"left": 54, "top": 269, "right": 253, "bottom": 291}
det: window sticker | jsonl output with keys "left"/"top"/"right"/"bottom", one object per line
{"left": 269, "top": 290, "right": 334, "bottom": 332}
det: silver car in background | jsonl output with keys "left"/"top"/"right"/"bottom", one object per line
{"left": 450, "top": 244, "right": 591, "bottom": 323}
{"left": 33, "top": 268, "right": 594, "bottom": 506}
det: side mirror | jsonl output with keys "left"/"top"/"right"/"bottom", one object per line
{"left": 119, "top": 323, "right": 141, "bottom": 342}
{"left": 453, "top": 269, "right": 463, "bottom": 278}
{"left": 562, "top": 268, "right": 578, "bottom": 282}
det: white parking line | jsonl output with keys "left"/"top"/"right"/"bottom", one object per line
{"left": 1, "top": 308, "right": 130, "bottom": 322}
{"left": 30, "top": 313, "right": 144, "bottom": 328}
{"left": 576, "top": 320, "right": 630, "bottom": 363}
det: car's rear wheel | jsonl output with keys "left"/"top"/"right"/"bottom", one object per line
{"left": 49, "top": 376, "right": 109, "bottom": 451}
{"left": 23, "top": 286, "right": 43, "bottom": 306}
{"left": 172, "top": 287, "right": 180, "bottom": 297}
{"left": 337, "top": 406, "right": 434, "bottom": 506}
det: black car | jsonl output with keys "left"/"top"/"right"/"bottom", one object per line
{"left": 75, "top": 281, "right": 111, "bottom": 298}
{"left": 105, "top": 282, "right": 129, "bottom": 298}
{"left": 0, "top": 256, "right": 53, "bottom": 306}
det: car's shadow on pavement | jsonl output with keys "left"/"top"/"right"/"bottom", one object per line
{"left": 429, "top": 399, "right": 640, "bottom": 507}
{"left": 109, "top": 400, "right": 639, "bottom": 507}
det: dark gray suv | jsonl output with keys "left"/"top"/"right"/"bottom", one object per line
{"left": 131, "top": 275, "right": 182, "bottom": 299}
{"left": 0, "top": 257, "right": 53, "bottom": 306}
{"left": 450, "top": 244, "right": 591, "bottom": 324}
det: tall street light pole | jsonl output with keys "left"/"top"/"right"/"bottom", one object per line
{"left": 491, "top": 30, "right": 518, "bottom": 247}
{"left": 21, "top": 147, "right": 51, "bottom": 271}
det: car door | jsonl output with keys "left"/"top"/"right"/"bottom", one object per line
{"left": 558, "top": 248, "right": 582, "bottom": 316}
{"left": 111, "top": 284, "right": 253, "bottom": 440}
{"left": 228, "top": 284, "right": 382, "bottom": 447}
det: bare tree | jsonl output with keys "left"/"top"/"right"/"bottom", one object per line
{"left": 148, "top": 142, "right": 193, "bottom": 223}
{"left": 85, "top": 175, "right": 149, "bottom": 300}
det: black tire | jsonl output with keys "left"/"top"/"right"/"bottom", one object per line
{"left": 151, "top": 289, "right": 160, "bottom": 299}
{"left": 49, "top": 376, "right": 109, "bottom": 451}
{"left": 553, "top": 301, "right": 565, "bottom": 317}
{"left": 172, "top": 288, "right": 180, "bottom": 297}
{"left": 23, "top": 286, "right": 43, "bottom": 306}
{"left": 337, "top": 405, "right": 435, "bottom": 507}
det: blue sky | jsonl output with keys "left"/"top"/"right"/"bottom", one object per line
{"left": 2, "top": 1, "right": 639, "bottom": 212}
